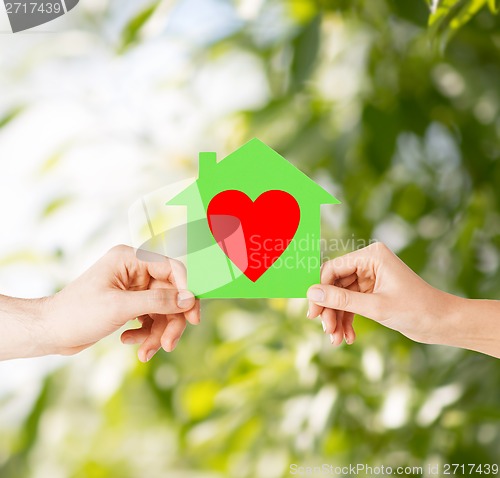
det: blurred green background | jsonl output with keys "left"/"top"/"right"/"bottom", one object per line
{"left": 0, "top": 0, "right": 499, "bottom": 477}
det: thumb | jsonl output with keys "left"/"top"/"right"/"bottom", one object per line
{"left": 119, "top": 288, "right": 196, "bottom": 320}
{"left": 307, "top": 284, "right": 382, "bottom": 321}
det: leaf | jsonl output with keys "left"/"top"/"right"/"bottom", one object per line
{"left": 287, "top": 0, "right": 317, "bottom": 23}
{"left": 429, "top": 0, "right": 491, "bottom": 29}
{"left": 488, "top": 0, "right": 499, "bottom": 12}
{"left": 39, "top": 151, "right": 64, "bottom": 174}
{"left": 428, "top": 0, "right": 467, "bottom": 27}
{"left": 0, "top": 106, "right": 24, "bottom": 128}
{"left": 450, "top": 0, "right": 489, "bottom": 28}
{"left": 119, "top": 3, "right": 158, "bottom": 52}
{"left": 179, "top": 380, "right": 220, "bottom": 420}
{"left": 42, "top": 196, "right": 73, "bottom": 217}
{"left": 427, "top": 0, "right": 491, "bottom": 47}
{"left": 289, "top": 15, "right": 321, "bottom": 93}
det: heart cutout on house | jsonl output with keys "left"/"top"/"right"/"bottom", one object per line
{"left": 207, "top": 190, "right": 300, "bottom": 282}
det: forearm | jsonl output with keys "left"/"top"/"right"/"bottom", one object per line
{"left": 0, "top": 295, "right": 49, "bottom": 360}
{"left": 440, "top": 296, "right": 500, "bottom": 359}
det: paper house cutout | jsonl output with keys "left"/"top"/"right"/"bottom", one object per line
{"left": 167, "top": 138, "right": 340, "bottom": 298}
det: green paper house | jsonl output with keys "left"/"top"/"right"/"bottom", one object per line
{"left": 167, "top": 138, "right": 340, "bottom": 298}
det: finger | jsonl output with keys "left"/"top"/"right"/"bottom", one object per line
{"left": 334, "top": 273, "right": 357, "bottom": 289}
{"left": 320, "top": 245, "right": 381, "bottom": 285}
{"left": 120, "top": 288, "right": 196, "bottom": 320}
{"left": 320, "top": 254, "right": 360, "bottom": 284}
{"left": 165, "top": 260, "right": 200, "bottom": 325}
{"left": 320, "top": 307, "right": 336, "bottom": 335}
{"left": 310, "top": 266, "right": 356, "bottom": 320}
{"left": 161, "top": 314, "right": 187, "bottom": 352}
{"left": 307, "top": 284, "right": 382, "bottom": 320}
{"left": 167, "top": 258, "right": 189, "bottom": 290}
{"left": 184, "top": 298, "right": 201, "bottom": 325}
{"left": 121, "top": 327, "right": 151, "bottom": 344}
{"left": 134, "top": 250, "right": 176, "bottom": 282}
{"left": 146, "top": 278, "right": 199, "bottom": 325}
{"left": 342, "top": 281, "right": 359, "bottom": 345}
{"left": 336, "top": 309, "right": 345, "bottom": 330}
{"left": 121, "top": 315, "right": 153, "bottom": 344}
{"left": 330, "top": 318, "right": 344, "bottom": 347}
{"left": 334, "top": 309, "right": 346, "bottom": 345}
{"left": 308, "top": 299, "right": 324, "bottom": 319}
{"left": 144, "top": 256, "right": 188, "bottom": 290}
{"left": 308, "top": 262, "right": 330, "bottom": 318}
{"left": 138, "top": 252, "right": 189, "bottom": 291}
{"left": 343, "top": 312, "right": 356, "bottom": 345}
{"left": 138, "top": 315, "right": 169, "bottom": 362}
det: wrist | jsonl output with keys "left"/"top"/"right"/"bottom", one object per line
{"left": 432, "top": 293, "right": 498, "bottom": 357}
{"left": 409, "top": 288, "right": 466, "bottom": 347}
{"left": 430, "top": 293, "right": 470, "bottom": 348}
{"left": 439, "top": 296, "right": 500, "bottom": 358}
{"left": 0, "top": 295, "right": 51, "bottom": 360}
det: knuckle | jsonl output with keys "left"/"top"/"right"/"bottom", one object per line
{"left": 148, "top": 288, "right": 171, "bottom": 308}
{"left": 320, "top": 260, "right": 332, "bottom": 273}
{"left": 332, "top": 255, "right": 348, "bottom": 273}
{"left": 330, "top": 287, "right": 350, "bottom": 310}
{"left": 108, "top": 244, "right": 131, "bottom": 256}
{"left": 169, "top": 259, "right": 187, "bottom": 286}
{"left": 371, "top": 242, "right": 389, "bottom": 254}
{"left": 320, "top": 261, "right": 331, "bottom": 282}
{"left": 331, "top": 256, "right": 343, "bottom": 267}
{"left": 169, "top": 257, "right": 185, "bottom": 270}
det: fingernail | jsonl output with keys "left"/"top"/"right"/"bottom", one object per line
{"left": 345, "top": 336, "right": 352, "bottom": 345}
{"left": 321, "top": 321, "right": 326, "bottom": 332}
{"left": 307, "top": 288, "right": 325, "bottom": 303}
{"left": 146, "top": 349, "right": 155, "bottom": 362}
{"left": 329, "top": 334, "right": 335, "bottom": 344}
{"left": 177, "top": 291, "right": 195, "bottom": 308}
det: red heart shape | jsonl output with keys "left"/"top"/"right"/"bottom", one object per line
{"left": 207, "top": 190, "right": 300, "bottom": 282}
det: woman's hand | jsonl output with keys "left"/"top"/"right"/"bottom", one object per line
{"left": 307, "top": 242, "right": 459, "bottom": 348}
{"left": 42, "top": 245, "right": 200, "bottom": 362}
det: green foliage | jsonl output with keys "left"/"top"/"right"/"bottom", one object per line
{"left": 428, "top": 0, "right": 498, "bottom": 45}
{"left": 0, "top": 106, "right": 24, "bottom": 128}
{"left": 119, "top": 2, "right": 159, "bottom": 52}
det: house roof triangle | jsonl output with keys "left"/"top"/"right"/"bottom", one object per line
{"left": 167, "top": 138, "right": 340, "bottom": 206}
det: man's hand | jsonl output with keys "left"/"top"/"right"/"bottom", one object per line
{"left": 41, "top": 245, "right": 200, "bottom": 362}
